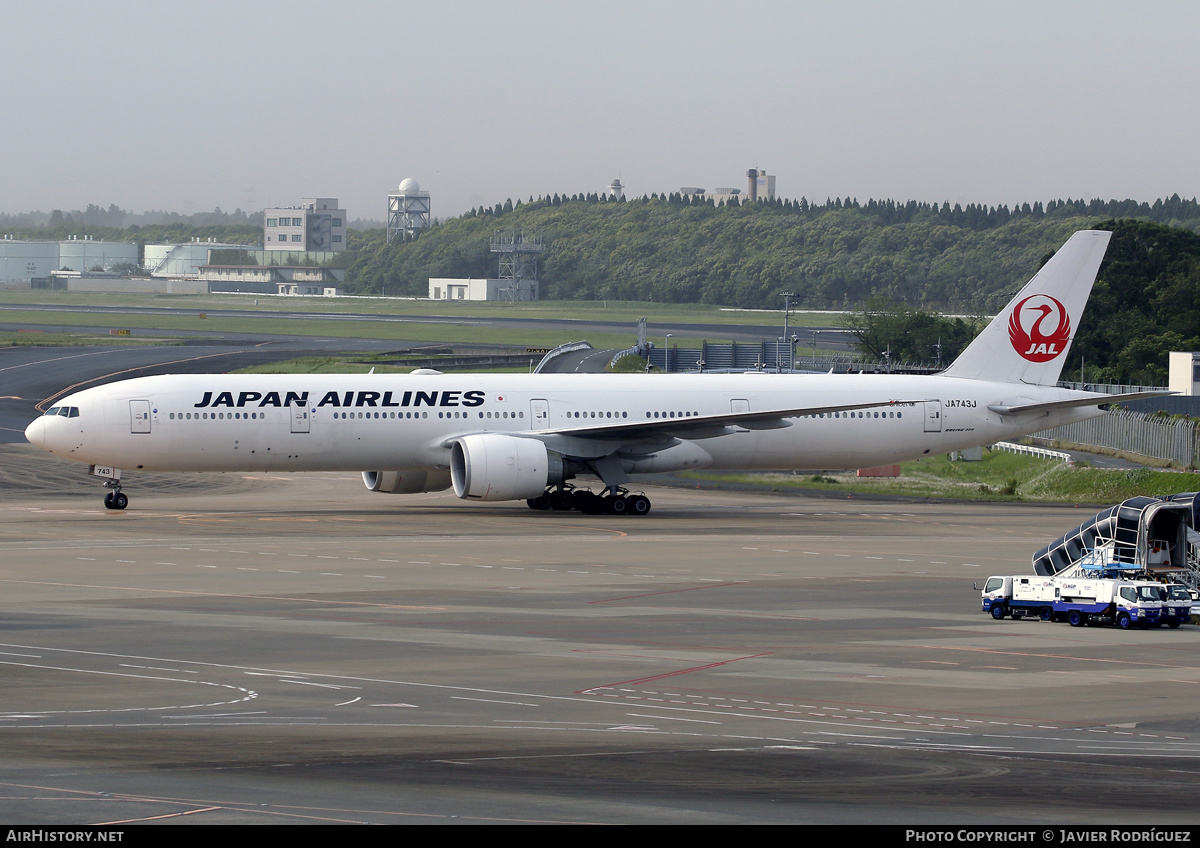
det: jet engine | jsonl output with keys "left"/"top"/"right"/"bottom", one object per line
{"left": 361, "top": 470, "right": 452, "bottom": 494}
{"left": 450, "top": 434, "right": 564, "bottom": 501}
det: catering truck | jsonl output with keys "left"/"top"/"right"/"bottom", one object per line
{"left": 982, "top": 575, "right": 1167, "bottom": 628}
{"left": 1053, "top": 576, "right": 1164, "bottom": 628}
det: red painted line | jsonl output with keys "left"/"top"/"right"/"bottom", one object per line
{"left": 589, "top": 582, "right": 747, "bottom": 604}
{"left": 576, "top": 652, "right": 773, "bottom": 693}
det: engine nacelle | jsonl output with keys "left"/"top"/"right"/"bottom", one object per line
{"left": 362, "top": 470, "right": 452, "bottom": 494}
{"left": 450, "top": 434, "right": 562, "bottom": 501}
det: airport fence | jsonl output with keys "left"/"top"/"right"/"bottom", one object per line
{"left": 1033, "top": 408, "right": 1200, "bottom": 468}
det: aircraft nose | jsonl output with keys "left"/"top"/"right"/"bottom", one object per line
{"left": 24, "top": 417, "right": 45, "bottom": 448}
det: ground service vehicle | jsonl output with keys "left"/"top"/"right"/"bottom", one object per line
{"left": 981, "top": 575, "right": 1058, "bottom": 621}
{"left": 982, "top": 575, "right": 1168, "bottom": 628}
{"left": 1055, "top": 577, "right": 1164, "bottom": 628}
{"left": 1163, "top": 583, "right": 1193, "bottom": 628}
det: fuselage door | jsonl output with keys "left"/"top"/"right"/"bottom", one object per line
{"left": 291, "top": 405, "right": 311, "bottom": 434}
{"left": 130, "top": 400, "right": 151, "bottom": 434}
{"left": 924, "top": 401, "right": 943, "bottom": 433}
{"left": 530, "top": 398, "right": 549, "bottom": 429}
{"left": 731, "top": 398, "right": 749, "bottom": 414}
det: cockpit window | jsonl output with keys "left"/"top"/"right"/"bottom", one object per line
{"left": 43, "top": 406, "right": 78, "bottom": 418}
{"left": 67, "top": 407, "right": 79, "bottom": 418}
{"left": 44, "top": 407, "right": 59, "bottom": 416}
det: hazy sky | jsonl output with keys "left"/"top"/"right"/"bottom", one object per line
{"left": 5, "top": 1, "right": 1198, "bottom": 221}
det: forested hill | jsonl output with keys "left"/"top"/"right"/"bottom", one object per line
{"left": 345, "top": 194, "right": 1200, "bottom": 311}
{"left": 842, "top": 219, "right": 1200, "bottom": 386}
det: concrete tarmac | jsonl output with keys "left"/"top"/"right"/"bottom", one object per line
{"left": 2, "top": 445, "right": 1200, "bottom": 824}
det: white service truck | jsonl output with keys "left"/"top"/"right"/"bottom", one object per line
{"left": 1054, "top": 576, "right": 1164, "bottom": 628}
{"left": 982, "top": 575, "right": 1168, "bottom": 628}
{"left": 981, "top": 575, "right": 1058, "bottom": 621}
{"left": 1163, "top": 583, "right": 1193, "bottom": 629}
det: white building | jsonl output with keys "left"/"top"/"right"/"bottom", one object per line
{"left": 1169, "top": 352, "right": 1200, "bottom": 395}
{"left": 264, "top": 198, "right": 347, "bottom": 252}
{"left": 429, "top": 277, "right": 539, "bottom": 302}
{"left": 200, "top": 265, "right": 343, "bottom": 296}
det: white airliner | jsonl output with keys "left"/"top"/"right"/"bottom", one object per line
{"left": 25, "top": 230, "right": 1161, "bottom": 515}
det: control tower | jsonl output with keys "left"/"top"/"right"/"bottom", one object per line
{"left": 387, "top": 178, "right": 431, "bottom": 244}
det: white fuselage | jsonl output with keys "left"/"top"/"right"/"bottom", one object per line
{"left": 26, "top": 371, "right": 1100, "bottom": 477}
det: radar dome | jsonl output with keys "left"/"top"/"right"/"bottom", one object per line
{"left": 398, "top": 178, "right": 420, "bottom": 193}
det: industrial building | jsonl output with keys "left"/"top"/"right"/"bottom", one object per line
{"left": 264, "top": 198, "right": 347, "bottom": 252}
{"left": 199, "top": 265, "right": 343, "bottom": 296}
{"left": 746, "top": 168, "right": 775, "bottom": 202}
{"left": 0, "top": 236, "right": 138, "bottom": 287}
{"left": 680, "top": 168, "right": 776, "bottom": 205}
{"left": 143, "top": 239, "right": 260, "bottom": 278}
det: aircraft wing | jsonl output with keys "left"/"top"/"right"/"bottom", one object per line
{"left": 532, "top": 397, "right": 924, "bottom": 443}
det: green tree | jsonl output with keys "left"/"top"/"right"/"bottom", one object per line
{"left": 848, "top": 297, "right": 979, "bottom": 364}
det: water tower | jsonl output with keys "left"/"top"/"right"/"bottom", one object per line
{"left": 387, "top": 178, "right": 431, "bottom": 244}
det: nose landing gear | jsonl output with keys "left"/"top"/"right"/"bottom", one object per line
{"left": 102, "top": 480, "right": 128, "bottom": 510}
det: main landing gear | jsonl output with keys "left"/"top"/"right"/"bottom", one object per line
{"left": 526, "top": 486, "right": 651, "bottom": 516}
{"left": 102, "top": 480, "right": 128, "bottom": 511}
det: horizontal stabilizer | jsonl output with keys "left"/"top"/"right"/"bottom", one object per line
{"left": 988, "top": 390, "right": 1174, "bottom": 416}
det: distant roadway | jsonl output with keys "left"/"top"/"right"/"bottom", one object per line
{"left": 0, "top": 301, "right": 857, "bottom": 350}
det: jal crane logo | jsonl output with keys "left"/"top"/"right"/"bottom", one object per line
{"left": 1008, "top": 295, "right": 1071, "bottom": 362}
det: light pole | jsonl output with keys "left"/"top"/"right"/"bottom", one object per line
{"left": 780, "top": 291, "right": 798, "bottom": 371}
{"left": 664, "top": 334, "right": 673, "bottom": 373}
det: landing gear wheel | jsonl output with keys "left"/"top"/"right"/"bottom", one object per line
{"left": 628, "top": 494, "right": 651, "bottom": 516}
{"left": 526, "top": 493, "right": 553, "bottom": 510}
{"left": 103, "top": 491, "right": 128, "bottom": 510}
{"left": 575, "top": 491, "right": 606, "bottom": 515}
{"left": 607, "top": 495, "right": 629, "bottom": 515}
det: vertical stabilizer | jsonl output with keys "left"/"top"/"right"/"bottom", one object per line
{"left": 942, "top": 229, "right": 1111, "bottom": 385}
